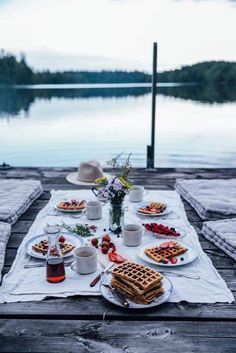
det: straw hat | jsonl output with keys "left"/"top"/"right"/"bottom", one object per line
{"left": 66, "top": 161, "right": 110, "bottom": 186}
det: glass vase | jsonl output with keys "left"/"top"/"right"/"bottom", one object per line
{"left": 109, "top": 201, "right": 124, "bottom": 233}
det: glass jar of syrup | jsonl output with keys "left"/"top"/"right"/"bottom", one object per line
{"left": 46, "top": 226, "right": 66, "bottom": 283}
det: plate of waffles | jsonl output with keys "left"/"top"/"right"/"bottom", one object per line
{"left": 100, "top": 261, "right": 173, "bottom": 309}
{"left": 137, "top": 240, "right": 197, "bottom": 267}
{"left": 55, "top": 199, "right": 86, "bottom": 213}
{"left": 25, "top": 232, "right": 84, "bottom": 259}
{"left": 136, "top": 202, "right": 171, "bottom": 217}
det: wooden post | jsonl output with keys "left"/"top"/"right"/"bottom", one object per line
{"left": 147, "top": 42, "right": 157, "bottom": 169}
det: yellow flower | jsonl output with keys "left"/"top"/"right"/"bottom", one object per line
{"left": 118, "top": 176, "right": 132, "bottom": 189}
{"left": 95, "top": 177, "right": 107, "bottom": 185}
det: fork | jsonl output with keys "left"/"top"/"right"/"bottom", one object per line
{"left": 161, "top": 271, "right": 200, "bottom": 280}
{"left": 101, "top": 275, "right": 130, "bottom": 307}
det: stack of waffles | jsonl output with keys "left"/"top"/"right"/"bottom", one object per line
{"left": 111, "top": 262, "right": 164, "bottom": 304}
{"left": 144, "top": 241, "right": 188, "bottom": 263}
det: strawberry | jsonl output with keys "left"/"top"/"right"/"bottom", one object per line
{"left": 59, "top": 235, "right": 65, "bottom": 243}
{"left": 102, "top": 241, "right": 109, "bottom": 248}
{"left": 108, "top": 252, "right": 117, "bottom": 262}
{"left": 91, "top": 238, "right": 98, "bottom": 247}
{"left": 170, "top": 257, "right": 178, "bottom": 264}
{"left": 101, "top": 246, "right": 109, "bottom": 254}
{"left": 113, "top": 254, "right": 125, "bottom": 263}
{"left": 102, "top": 234, "right": 111, "bottom": 243}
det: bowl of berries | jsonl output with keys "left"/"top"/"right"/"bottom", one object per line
{"left": 143, "top": 222, "right": 186, "bottom": 239}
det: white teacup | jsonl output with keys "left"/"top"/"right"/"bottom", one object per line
{"left": 123, "top": 224, "right": 143, "bottom": 247}
{"left": 71, "top": 246, "right": 97, "bottom": 274}
{"left": 129, "top": 185, "right": 148, "bottom": 202}
{"left": 84, "top": 200, "right": 102, "bottom": 220}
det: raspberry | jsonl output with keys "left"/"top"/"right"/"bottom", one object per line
{"left": 111, "top": 245, "right": 117, "bottom": 253}
{"left": 59, "top": 235, "right": 65, "bottom": 243}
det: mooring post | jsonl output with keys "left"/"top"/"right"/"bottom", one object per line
{"left": 147, "top": 42, "right": 157, "bottom": 169}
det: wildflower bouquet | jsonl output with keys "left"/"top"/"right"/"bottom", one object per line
{"left": 93, "top": 153, "right": 132, "bottom": 232}
{"left": 95, "top": 176, "right": 131, "bottom": 203}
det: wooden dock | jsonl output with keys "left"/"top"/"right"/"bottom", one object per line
{"left": 0, "top": 167, "right": 236, "bottom": 353}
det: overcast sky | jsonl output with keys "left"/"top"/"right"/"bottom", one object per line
{"left": 0, "top": 0, "right": 236, "bottom": 71}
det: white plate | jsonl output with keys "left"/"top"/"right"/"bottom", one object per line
{"left": 136, "top": 203, "right": 171, "bottom": 217}
{"left": 137, "top": 240, "right": 197, "bottom": 267}
{"left": 144, "top": 223, "right": 186, "bottom": 239}
{"left": 100, "top": 272, "right": 172, "bottom": 309}
{"left": 55, "top": 201, "right": 86, "bottom": 213}
{"left": 25, "top": 232, "right": 84, "bottom": 259}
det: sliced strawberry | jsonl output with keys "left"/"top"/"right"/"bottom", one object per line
{"left": 108, "top": 252, "right": 117, "bottom": 262}
{"left": 113, "top": 254, "right": 125, "bottom": 263}
{"left": 170, "top": 257, "right": 178, "bottom": 264}
{"left": 159, "top": 242, "right": 170, "bottom": 249}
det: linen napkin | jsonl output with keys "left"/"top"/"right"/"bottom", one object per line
{"left": 0, "top": 189, "right": 234, "bottom": 303}
{"left": 0, "top": 222, "right": 11, "bottom": 282}
{"left": 175, "top": 179, "right": 236, "bottom": 220}
{"left": 0, "top": 179, "right": 43, "bottom": 224}
{"left": 202, "top": 218, "right": 236, "bottom": 261}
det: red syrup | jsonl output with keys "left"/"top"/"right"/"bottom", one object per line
{"left": 46, "top": 258, "right": 66, "bottom": 283}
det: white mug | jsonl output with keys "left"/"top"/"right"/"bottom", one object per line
{"left": 129, "top": 185, "right": 148, "bottom": 202}
{"left": 71, "top": 246, "right": 97, "bottom": 274}
{"left": 123, "top": 224, "right": 143, "bottom": 247}
{"left": 84, "top": 200, "right": 102, "bottom": 220}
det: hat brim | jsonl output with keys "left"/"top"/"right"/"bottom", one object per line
{"left": 66, "top": 172, "right": 112, "bottom": 186}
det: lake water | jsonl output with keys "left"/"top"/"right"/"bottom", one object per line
{"left": 0, "top": 84, "right": 236, "bottom": 168}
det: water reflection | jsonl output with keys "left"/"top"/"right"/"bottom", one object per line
{"left": 0, "top": 84, "right": 236, "bottom": 168}
{"left": 158, "top": 84, "right": 236, "bottom": 104}
{"left": 1, "top": 84, "right": 236, "bottom": 117}
{"left": 0, "top": 86, "right": 150, "bottom": 117}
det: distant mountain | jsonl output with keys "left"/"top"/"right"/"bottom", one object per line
{"left": 25, "top": 49, "right": 149, "bottom": 72}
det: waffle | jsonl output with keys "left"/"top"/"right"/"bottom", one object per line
{"left": 112, "top": 278, "right": 164, "bottom": 304}
{"left": 112, "top": 262, "right": 163, "bottom": 292}
{"left": 138, "top": 202, "right": 166, "bottom": 215}
{"left": 32, "top": 239, "right": 75, "bottom": 256}
{"left": 111, "top": 277, "right": 162, "bottom": 297}
{"left": 111, "top": 261, "right": 164, "bottom": 304}
{"left": 144, "top": 241, "right": 188, "bottom": 263}
{"left": 57, "top": 200, "right": 86, "bottom": 211}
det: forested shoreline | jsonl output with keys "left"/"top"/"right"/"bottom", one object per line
{"left": 0, "top": 51, "right": 236, "bottom": 85}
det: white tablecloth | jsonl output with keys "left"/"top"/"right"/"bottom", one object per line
{"left": 0, "top": 189, "right": 234, "bottom": 303}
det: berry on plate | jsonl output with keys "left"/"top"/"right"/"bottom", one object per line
{"left": 102, "top": 234, "right": 111, "bottom": 243}
{"left": 91, "top": 238, "right": 98, "bottom": 247}
{"left": 101, "top": 246, "right": 109, "bottom": 254}
{"left": 59, "top": 235, "right": 65, "bottom": 243}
